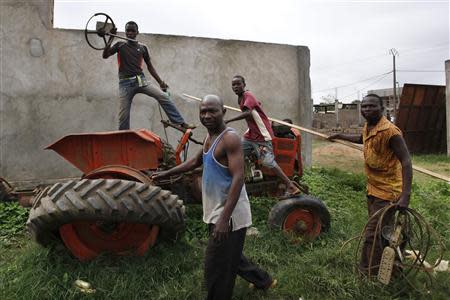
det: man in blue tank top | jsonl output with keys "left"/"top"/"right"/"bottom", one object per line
{"left": 152, "top": 95, "right": 275, "bottom": 299}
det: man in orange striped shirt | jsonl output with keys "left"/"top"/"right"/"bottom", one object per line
{"left": 329, "top": 94, "right": 412, "bottom": 275}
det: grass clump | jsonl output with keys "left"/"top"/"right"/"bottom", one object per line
{"left": 0, "top": 167, "right": 449, "bottom": 299}
{"left": 0, "top": 202, "right": 29, "bottom": 246}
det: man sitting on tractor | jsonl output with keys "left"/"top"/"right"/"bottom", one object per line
{"left": 102, "top": 21, "right": 194, "bottom": 131}
{"left": 225, "top": 75, "right": 301, "bottom": 197}
{"left": 152, "top": 95, "right": 275, "bottom": 299}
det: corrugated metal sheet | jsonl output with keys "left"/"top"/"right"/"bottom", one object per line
{"left": 396, "top": 83, "right": 447, "bottom": 154}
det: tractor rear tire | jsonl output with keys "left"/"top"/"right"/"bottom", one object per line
{"left": 268, "top": 195, "right": 330, "bottom": 239}
{"left": 26, "top": 179, "right": 186, "bottom": 246}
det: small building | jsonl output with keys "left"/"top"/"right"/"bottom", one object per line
{"left": 313, "top": 101, "right": 362, "bottom": 129}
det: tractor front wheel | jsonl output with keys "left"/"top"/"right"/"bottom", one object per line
{"left": 26, "top": 179, "right": 185, "bottom": 260}
{"left": 268, "top": 195, "right": 330, "bottom": 240}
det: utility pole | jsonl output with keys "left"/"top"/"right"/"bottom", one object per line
{"left": 334, "top": 88, "right": 339, "bottom": 127}
{"left": 389, "top": 48, "right": 398, "bottom": 122}
{"left": 357, "top": 90, "right": 362, "bottom": 126}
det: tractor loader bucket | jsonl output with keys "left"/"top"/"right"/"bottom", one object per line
{"left": 46, "top": 129, "right": 163, "bottom": 174}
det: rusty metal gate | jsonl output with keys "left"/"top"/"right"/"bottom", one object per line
{"left": 395, "top": 83, "right": 447, "bottom": 154}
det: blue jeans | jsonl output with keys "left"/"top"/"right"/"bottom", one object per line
{"left": 242, "top": 139, "right": 277, "bottom": 169}
{"left": 118, "top": 75, "right": 185, "bottom": 130}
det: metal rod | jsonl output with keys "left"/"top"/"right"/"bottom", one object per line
{"left": 104, "top": 32, "right": 137, "bottom": 43}
{"left": 182, "top": 93, "right": 357, "bottom": 146}
{"left": 182, "top": 93, "right": 450, "bottom": 182}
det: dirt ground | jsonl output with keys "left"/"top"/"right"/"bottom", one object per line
{"left": 312, "top": 138, "right": 364, "bottom": 174}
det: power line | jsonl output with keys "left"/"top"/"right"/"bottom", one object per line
{"left": 314, "top": 52, "right": 389, "bottom": 72}
{"left": 312, "top": 71, "right": 392, "bottom": 94}
{"left": 399, "top": 44, "right": 449, "bottom": 56}
{"left": 337, "top": 1, "right": 449, "bottom": 3}
{"left": 397, "top": 70, "right": 445, "bottom": 73}
{"left": 314, "top": 44, "right": 448, "bottom": 73}
{"left": 313, "top": 43, "right": 447, "bottom": 98}
{"left": 339, "top": 73, "right": 392, "bottom": 101}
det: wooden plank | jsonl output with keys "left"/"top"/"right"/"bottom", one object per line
{"left": 183, "top": 93, "right": 450, "bottom": 182}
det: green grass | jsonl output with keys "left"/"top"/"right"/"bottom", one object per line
{"left": 412, "top": 154, "right": 450, "bottom": 166}
{"left": 412, "top": 154, "right": 450, "bottom": 184}
{"left": 1, "top": 168, "right": 449, "bottom": 299}
{"left": 0, "top": 202, "right": 29, "bottom": 246}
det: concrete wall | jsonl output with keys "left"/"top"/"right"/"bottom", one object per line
{"left": 0, "top": 1, "right": 312, "bottom": 184}
{"left": 446, "top": 60, "right": 450, "bottom": 156}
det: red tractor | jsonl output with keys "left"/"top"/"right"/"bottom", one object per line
{"left": 5, "top": 122, "right": 329, "bottom": 261}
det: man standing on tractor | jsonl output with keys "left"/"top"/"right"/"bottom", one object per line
{"left": 225, "top": 75, "right": 301, "bottom": 197}
{"left": 102, "top": 21, "right": 194, "bottom": 130}
{"left": 328, "top": 94, "right": 412, "bottom": 275}
{"left": 152, "top": 95, "right": 275, "bottom": 299}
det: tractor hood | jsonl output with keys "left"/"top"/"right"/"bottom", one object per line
{"left": 46, "top": 129, "right": 163, "bottom": 174}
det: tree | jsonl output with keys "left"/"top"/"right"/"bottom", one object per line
{"left": 319, "top": 94, "right": 336, "bottom": 105}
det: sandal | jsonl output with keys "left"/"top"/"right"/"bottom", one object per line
{"left": 279, "top": 181, "right": 308, "bottom": 200}
{"left": 179, "top": 122, "right": 196, "bottom": 130}
{"left": 293, "top": 181, "right": 309, "bottom": 194}
{"left": 162, "top": 120, "right": 196, "bottom": 132}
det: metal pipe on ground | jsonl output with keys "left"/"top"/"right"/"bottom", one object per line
{"left": 182, "top": 93, "right": 449, "bottom": 183}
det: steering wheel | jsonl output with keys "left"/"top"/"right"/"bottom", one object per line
{"left": 84, "top": 13, "right": 116, "bottom": 50}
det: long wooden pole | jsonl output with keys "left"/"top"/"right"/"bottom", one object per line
{"left": 182, "top": 93, "right": 449, "bottom": 182}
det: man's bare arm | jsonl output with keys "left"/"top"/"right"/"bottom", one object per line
{"left": 328, "top": 133, "right": 363, "bottom": 144}
{"left": 225, "top": 109, "right": 252, "bottom": 124}
{"left": 102, "top": 41, "right": 114, "bottom": 58}
{"left": 390, "top": 135, "right": 412, "bottom": 208}
{"left": 213, "top": 132, "right": 245, "bottom": 241}
{"left": 151, "top": 149, "right": 202, "bottom": 180}
{"left": 146, "top": 60, "right": 168, "bottom": 91}
{"left": 102, "top": 28, "right": 117, "bottom": 59}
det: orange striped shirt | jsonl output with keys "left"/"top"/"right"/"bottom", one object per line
{"left": 363, "top": 116, "right": 402, "bottom": 201}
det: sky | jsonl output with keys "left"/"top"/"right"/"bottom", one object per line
{"left": 54, "top": 0, "right": 449, "bottom": 103}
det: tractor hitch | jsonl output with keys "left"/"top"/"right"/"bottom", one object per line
{"left": 0, "top": 177, "right": 40, "bottom": 207}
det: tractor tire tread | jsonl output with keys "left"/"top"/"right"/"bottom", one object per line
{"left": 49, "top": 181, "right": 77, "bottom": 202}
{"left": 27, "top": 179, "right": 186, "bottom": 246}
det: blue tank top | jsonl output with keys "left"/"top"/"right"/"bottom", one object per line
{"left": 202, "top": 128, "right": 252, "bottom": 231}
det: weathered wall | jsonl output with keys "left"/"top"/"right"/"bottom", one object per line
{"left": 0, "top": 1, "right": 312, "bottom": 184}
